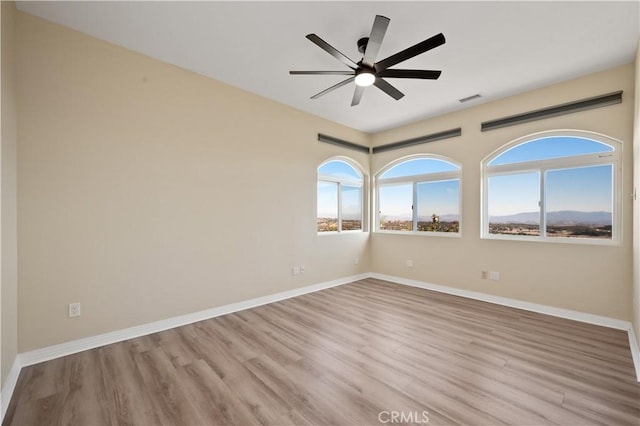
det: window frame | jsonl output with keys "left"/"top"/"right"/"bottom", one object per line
{"left": 481, "top": 130, "right": 622, "bottom": 245}
{"left": 317, "top": 157, "right": 365, "bottom": 234}
{"left": 375, "top": 154, "right": 462, "bottom": 236}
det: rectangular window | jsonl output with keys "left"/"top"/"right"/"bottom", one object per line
{"left": 379, "top": 183, "right": 413, "bottom": 231}
{"left": 317, "top": 181, "right": 338, "bottom": 232}
{"left": 545, "top": 165, "right": 612, "bottom": 239}
{"left": 416, "top": 179, "right": 460, "bottom": 232}
{"left": 488, "top": 172, "right": 540, "bottom": 236}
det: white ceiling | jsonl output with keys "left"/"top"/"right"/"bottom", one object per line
{"left": 16, "top": 1, "right": 640, "bottom": 133}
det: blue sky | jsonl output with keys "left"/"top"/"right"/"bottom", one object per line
{"left": 488, "top": 172, "right": 540, "bottom": 217}
{"left": 489, "top": 136, "right": 612, "bottom": 166}
{"left": 318, "top": 161, "right": 361, "bottom": 180}
{"left": 317, "top": 181, "right": 337, "bottom": 218}
{"left": 379, "top": 183, "right": 412, "bottom": 219}
{"left": 341, "top": 186, "right": 362, "bottom": 220}
{"left": 317, "top": 181, "right": 362, "bottom": 220}
{"left": 417, "top": 180, "right": 460, "bottom": 220}
{"left": 380, "top": 158, "right": 458, "bottom": 178}
{"left": 546, "top": 165, "right": 612, "bottom": 213}
{"left": 319, "top": 137, "right": 613, "bottom": 222}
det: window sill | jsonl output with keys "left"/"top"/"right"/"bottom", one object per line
{"left": 317, "top": 230, "right": 367, "bottom": 236}
{"left": 481, "top": 234, "right": 620, "bottom": 246}
{"left": 374, "top": 230, "right": 461, "bottom": 238}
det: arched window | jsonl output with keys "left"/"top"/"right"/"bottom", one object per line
{"left": 317, "top": 158, "right": 364, "bottom": 233}
{"left": 376, "top": 155, "right": 461, "bottom": 234}
{"left": 482, "top": 130, "right": 621, "bottom": 243}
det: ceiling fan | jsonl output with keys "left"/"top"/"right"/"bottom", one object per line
{"left": 290, "top": 15, "right": 445, "bottom": 106}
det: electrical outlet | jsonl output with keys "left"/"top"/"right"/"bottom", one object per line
{"left": 481, "top": 271, "right": 488, "bottom": 279}
{"left": 406, "top": 260, "right": 414, "bottom": 268}
{"left": 300, "top": 265, "right": 305, "bottom": 274}
{"left": 292, "top": 266, "right": 300, "bottom": 276}
{"left": 489, "top": 271, "right": 500, "bottom": 281}
{"left": 68, "top": 302, "right": 81, "bottom": 318}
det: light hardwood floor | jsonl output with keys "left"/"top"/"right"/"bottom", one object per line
{"left": 4, "top": 278, "right": 640, "bottom": 425}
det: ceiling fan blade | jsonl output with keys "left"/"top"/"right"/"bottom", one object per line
{"left": 362, "top": 15, "right": 390, "bottom": 67}
{"left": 377, "top": 69, "right": 442, "bottom": 79}
{"left": 306, "top": 34, "right": 358, "bottom": 69}
{"left": 290, "top": 71, "right": 355, "bottom": 75}
{"left": 310, "top": 77, "right": 355, "bottom": 99}
{"left": 351, "top": 85, "right": 365, "bottom": 106}
{"left": 374, "top": 78, "right": 404, "bottom": 100}
{"left": 375, "top": 33, "right": 445, "bottom": 71}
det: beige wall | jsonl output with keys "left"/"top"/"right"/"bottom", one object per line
{"left": 1, "top": 1, "right": 18, "bottom": 386}
{"left": 371, "top": 64, "right": 635, "bottom": 320}
{"left": 11, "top": 8, "right": 638, "bottom": 354}
{"left": 633, "top": 39, "right": 640, "bottom": 347}
{"left": 16, "top": 12, "right": 370, "bottom": 352}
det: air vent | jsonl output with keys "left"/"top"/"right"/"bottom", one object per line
{"left": 459, "top": 94, "right": 481, "bottom": 103}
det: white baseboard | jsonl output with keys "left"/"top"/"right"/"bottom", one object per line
{"left": 18, "top": 273, "right": 368, "bottom": 368}
{"left": 369, "top": 272, "right": 639, "bottom": 381}
{"left": 369, "top": 273, "right": 631, "bottom": 330}
{"left": 628, "top": 326, "right": 640, "bottom": 382}
{"left": 1, "top": 357, "right": 22, "bottom": 420}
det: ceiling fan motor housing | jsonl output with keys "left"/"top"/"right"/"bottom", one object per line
{"left": 357, "top": 37, "right": 369, "bottom": 54}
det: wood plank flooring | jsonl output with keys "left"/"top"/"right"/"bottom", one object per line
{"left": 4, "top": 278, "right": 640, "bottom": 425}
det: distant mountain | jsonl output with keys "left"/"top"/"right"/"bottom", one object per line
{"left": 489, "top": 212, "right": 538, "bottom": 224}
{"left": 489, "top": 210, "right": 611, "bottom": 226}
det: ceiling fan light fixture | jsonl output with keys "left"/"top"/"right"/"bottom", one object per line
{"left": 355, "top": 71, "right": 375, "bottom": 87}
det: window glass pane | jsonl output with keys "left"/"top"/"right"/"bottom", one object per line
{"left": 380, "top": 158, "right": 459, "bottom": 179}
{"left": 416, "top": 180, "right": 460, "bottom": 232}
{"left": 318, "top": 160, "right": 361, "bottom": 180}
{"left": 379, "top": 184, "right": 413, "bottom": 231}
{"left": 341, "top": 185, "right": 362, "bottom": 231}
{"left": 545, "top": 165, "right": 612, "bottom": 239}
{"left": 488, "top": 172, "right": 540, "bottom": 236}
{"left": 317, "top": 181, "right": 338, "bottom": 232}
{"left": 489, "top": 136, "right": 613, "bottom": 166}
